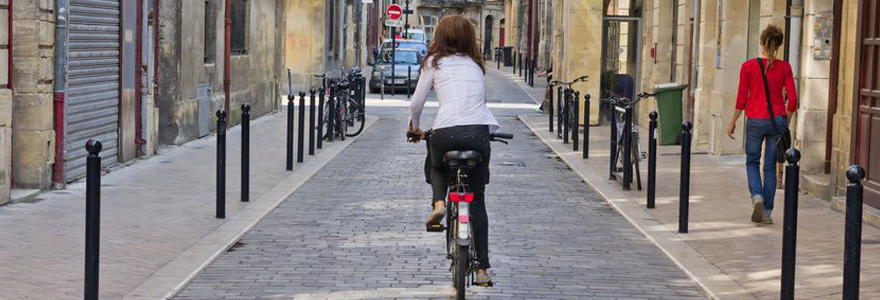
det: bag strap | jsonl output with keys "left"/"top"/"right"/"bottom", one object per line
{"left": 756, "top": 58, "right": 781, "bottom": 136}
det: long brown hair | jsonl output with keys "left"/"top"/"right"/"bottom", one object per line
{"left": 760, "top": 25, "right": 784, "bottom": 69}
{"left": 423, "top": 15, "right": 485, "bottom": 73}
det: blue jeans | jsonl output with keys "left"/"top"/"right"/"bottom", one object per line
{"left": 745, "top": 117, "right": 787, "bottom": 212}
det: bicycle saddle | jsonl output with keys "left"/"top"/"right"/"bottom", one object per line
{"left": 443, "top": 150, "right": 482, "bottom": 168}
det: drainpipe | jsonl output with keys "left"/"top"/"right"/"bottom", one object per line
{"left": 786, "top": 0, "right": 803, "bottom": 79}
{"left": 134, "top": 0, "right": 144, "bottom": 155}
{"left": 8, "top": 0, "right": 12, "bottom": 187}
{"left": 52, "top": 0, "right": 68, "bottom": 184}
{"left": 825, "top": 0, "right": 842, "bottom": 174}
{"left": 686, "top": 0, "right": 701, "bottom": 122}
{"left": 223, "top": 0, "right": 231, "bottom": 119}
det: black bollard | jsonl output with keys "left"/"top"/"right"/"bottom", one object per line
{"left": 328, "top": 93, "right": 335, "bottom": 142}
{"left": 529, "top": 60, "right": 535, "bottom": 86}
{"left": 609, "top": 101, "right": 618, "bottom": 181}
{"left": 583, "top": 94, "right": 591, "bottom": 159}
{"left": 317, "top": 88, "right": 325, "bottom": 149}
{"left": 622, "top": 105, "right": 633, "bottom": 190}
{"left": 84, "top": 139, "right": 102, "bottom": 300}
{"left": 557, "top": 86, "right": 564, "bottom": 136}
{"left": 843, "top": 165, "right": 866, "bottom": 300}
{"left": 525, "top": 57, "right": 530, "bottom": 81}
{"left": 297, "top": 91, "right": 305, "bottom": 163}
{"left": 573, "top": 91, "right": 580, "bottom": 151}
{"left": 562, "top": 89, "right": 570, "bottom": 144}
{"left": 549, "top": 85, "right": 554, "bottom": 133}
{"left": 497, "top": 49, "right": 501, "bottom": 69}
{"left": 519, "top": 53, "right": 523, "bottom": 77}
{"left": 216, "top": 109, "right": 227, "bottom": 219}
{"left": 286, "top": 94, "right": 294, "bottom": 170}
{"left": 407, "top": 66, "right": 412, "bottom": 99}
{"left": 780, "top": 149, "right": 801, "bottom": 300}
{"left": 679, "top": 121, "right": 693, "bottom": 233}
{"left": 241, "top": 103, "right": 250, "bottom": 202}
{"left": 647, "top": 111, "right": 658, "bottom": 208}
{"left": 309, "top": 90, "right": 316, "bottom": 155}
{"left": 512, "top": 52, "right": 517, "bottom": 74}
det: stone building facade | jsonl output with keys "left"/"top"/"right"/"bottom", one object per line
{"left": 510, "top": 0, "right": 872, "bottom": 207}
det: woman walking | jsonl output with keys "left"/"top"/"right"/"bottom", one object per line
{"left": 726, "top": 25, "right": 798, "bottom": 225}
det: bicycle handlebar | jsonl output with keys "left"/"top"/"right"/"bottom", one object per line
{"left": 550, "top": 75, "right": 589, "bottom": 86}
{"left": 406, "top": 131, "right": 513, "bottom": 144}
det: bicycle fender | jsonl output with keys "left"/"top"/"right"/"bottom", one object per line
{"left": 457, "top": 238, "right": 471, "bottom": 247}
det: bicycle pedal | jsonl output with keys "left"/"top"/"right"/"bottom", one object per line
{"left": 472, "top": 281, "right": 494, "bottom": 287}
{"left": 426, "top": 224, "right": 445, "bottom": 232}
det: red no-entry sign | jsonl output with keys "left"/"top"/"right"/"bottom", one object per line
{"left": 386, "top": 5, "right": 402, "bottom": 20}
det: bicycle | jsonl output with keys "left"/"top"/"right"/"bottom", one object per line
{"left": 413, "top": 130, "right": 513, "bottom": 300}
{"left": 315, "top": 70, "right": 366, "bottom": 140}
{"left": 601, "top": 92, "right": 655, "bottom": 190}
{"left": 549, "top": 75, "right": 588, "bottom": 141}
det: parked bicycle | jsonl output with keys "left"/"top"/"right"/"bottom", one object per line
{"left": 549, "top": 75, "right": 589, "bottom": 138}
{"left": 602, "top": 92, "right": 655, "bottom": 190}
{"left": 412, "top": 130, "right": 512, "bottom": 300}
{"left": 315, "top": 69, "right": 366, "bottom": 140}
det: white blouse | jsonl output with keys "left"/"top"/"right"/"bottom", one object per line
{"left": 409, "top": 55, "right": 500, "bottom": 133}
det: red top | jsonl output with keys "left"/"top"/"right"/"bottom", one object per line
{"left": 735, "top": 58, "right": 798, "bottom": 119}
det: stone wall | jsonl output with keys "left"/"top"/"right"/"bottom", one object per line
{"left": 157, "top": 0, "right": 280, "bottom": 146}
{"left": 829, "top": 0, "right": 858, "bottom": 194}
{"left": 284, "top": 0, "right": 326, "bottom": 93}
{"left": 0, "top": 0, "right": 8, "bottom": 204}
{"left": 12, "top": 0, "right": 55, "bottom": 189}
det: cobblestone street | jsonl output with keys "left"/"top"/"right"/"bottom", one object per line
{"left": 173, "top": 71, "right": 707, "bottom": 300}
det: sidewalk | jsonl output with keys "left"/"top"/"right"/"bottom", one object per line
{"left": 0, "top": 105, "right": 376, "bottom": 300}
{"left": 520, "top": 115, "right": 880, "bottom": 300}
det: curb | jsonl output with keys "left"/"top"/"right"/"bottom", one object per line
{"left": 121, "top": 116, "right": 379, "bottom": 300}
{"left": 518, "top": 115, "right": 757, "bottom": 300}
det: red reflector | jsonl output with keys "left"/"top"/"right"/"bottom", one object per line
{"left": 449, "top": 193, "right": 474, "bottom": 202}
{"left": 459, "top": 215, "right": 470, "bottom": 223}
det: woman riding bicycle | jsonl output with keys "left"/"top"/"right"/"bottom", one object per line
{"left": 407, "top": 15, "right": 499, "bottom": 285}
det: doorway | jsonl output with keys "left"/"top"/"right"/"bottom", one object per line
{"left": 485, "top": 15, "right": 494, "bottom": 57}
{"left": 601, "top": 16, "right": 642, "bottom": 124}
{"left": 854, "top": 0, "right": 880, "bottom": 207}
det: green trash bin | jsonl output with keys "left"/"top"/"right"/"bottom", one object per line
{"left": 653, "top": 83, "right": 687, "bottom": 145}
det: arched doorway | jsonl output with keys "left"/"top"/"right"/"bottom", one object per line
{"left": 499, "top": 19, "right": 505, "bottom": 47}
{"left": 484, "top": 15, "right": 494, "bottom": 57}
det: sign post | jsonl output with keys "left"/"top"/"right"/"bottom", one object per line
{"left": 386, "top": 4, "right": 402, "bottom": 95}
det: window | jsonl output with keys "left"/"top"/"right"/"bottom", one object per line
{"left": 204, "top": 0, "right": 216, "bottom": 63}
{"left": 420, "top": 15, "right": 437, "bottom": 42}
{"left": 327, "top": 0, "right": 335, "bottom": 52}
{"left": 231, "top": 0, "right": 247, "bottom": 55}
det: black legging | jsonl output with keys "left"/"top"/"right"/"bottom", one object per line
{"left": 424, "top": 125, "right": 492, "bottom": 269}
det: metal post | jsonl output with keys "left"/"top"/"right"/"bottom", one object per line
{"left": 524, "top": 57, "right": 529, "bottom": 80}
{"left": 518, "top": 52, "right": 523, "bottom": 77}
{"left": 562, "top": 89, "right": 569, "bottom": 144}
{"left": 549, "top": 85, "right": 554, "bottom": 133}
{"left": 241, "top": 103, "right": 250, "bottom": 202}
{"left": 297, "top": 92, "right": 305, "bottom": 163}
{"left": 780, "top": 149, "right": 801, "bottom": 300}
{"left": 679, "top": 121, "right": 693, "bottom": 233}
{"left": 557, "top": 86, "right": 563, "bottom": 136}
{"left": 216, "top": 109, "right": 227, "bottom": 219}
{"left": 573, "top": 91, "right": 580, "bottom": 151}
{"left": 286, "top": 94, "right": 294, "bottom": 170}
{"left": 317, "top": 88, "right": 325, "bottom": 149}
{"left": 583, "top": 94, "right": 591, "bottom": 159}
{"left": 843, "top": 165, "right": 866, "bottom": 300}
{"left": 407, "top": 66, "right": 412, "bottom": 99}
{"left": 512, "top": 51, "right": 517, "bottom": 74}
{"left": 496, "top": 48, "right": 501, "bottom": 69}
{"left": 609, "top": 101, "right": 618, "bottom": 180}
{"left": 309, "top": 90, "right": 316, "bottom": 155}
{"left": 328, "top": 93, "right": 335, "bottom": 142}
{"left": 647, "top": 111, "right": 658, "bottom": 208}
{"left": 84, "top": 139, "right": 102, "bottom": 300}
{"left": 380, "top": 69, "right": 385, "bottom": 100}
{"left": 623, "top": 105, "right": 633, "bottom": 190}
{"left": 529, "top": 59, "right": 535, "bottom": 86}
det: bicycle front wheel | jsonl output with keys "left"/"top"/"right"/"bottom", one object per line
{"left": 454, "top": 244, "right": 469, "bottom": 299}
{"left": 345, "top": 99, "right": 365, "bottom": 137}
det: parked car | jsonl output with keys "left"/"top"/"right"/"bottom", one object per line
{"left": 404, "top": 29, "right": 427, "bottom": 43}
{"left": 369, "top": 48, "right": 422, "bottom": 93}
{"left": 379, "top": 39, "right": 427, "bottom": 56}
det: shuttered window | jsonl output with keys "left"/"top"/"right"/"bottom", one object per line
{"left": 231, "top": 0, "right": 247, "bottom": 55}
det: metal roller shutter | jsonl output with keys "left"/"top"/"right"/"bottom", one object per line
{"left": 64, "top": 0, "right": 121, "bottom": 182}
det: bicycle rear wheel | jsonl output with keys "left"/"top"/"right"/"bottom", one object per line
{"left": 454, "top": 244, "right": 469, "bottom": 299}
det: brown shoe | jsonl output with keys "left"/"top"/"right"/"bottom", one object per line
{"left": 425, "top": 204, "right": 446, "bottom": 226}
{"left": 751, "top": 195, "right": 765, "bottom": 223}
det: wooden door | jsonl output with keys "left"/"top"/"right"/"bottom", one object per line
{"left": 855, "top": 0, "right": 880, "bottom": 207}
